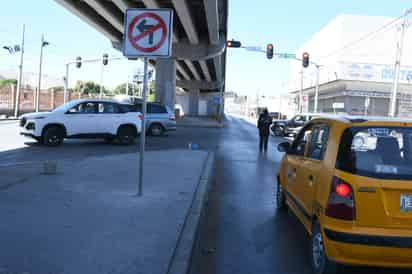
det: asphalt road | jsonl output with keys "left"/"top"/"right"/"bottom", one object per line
{"left": 0, "top": 120, "right": 222, "bottom": 166}
{"left": 189, "top": 115, "right": 409, "bottom": 274}
{"left": 0, "top": 117, "right": 409, "bottom": 274}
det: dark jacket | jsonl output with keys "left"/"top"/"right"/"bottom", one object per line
{"left": 257, "top": 113, "right": 272, "bottom": 135}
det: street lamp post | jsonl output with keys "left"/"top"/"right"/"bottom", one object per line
{"left": 389, "top": 9, "right": 411, "bottom": 117}
{"left": 36, "top": 34, "right": 49, "bottom": 112}
{"left": 314, "top": 64, "right": 321, "bottom": 113}
{"left": 3, "top": 25, "right": 25, "bottom": 117}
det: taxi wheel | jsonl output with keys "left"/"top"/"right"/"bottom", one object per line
{"left": 310, "top": 223, "right": 338, "bottom": 274}
{"left": 276, "top": 181, "right": 287, "bottom": 210}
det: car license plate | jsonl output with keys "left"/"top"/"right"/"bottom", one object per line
{"left": 400, "top": 194, "right": 412, "bottom": 212}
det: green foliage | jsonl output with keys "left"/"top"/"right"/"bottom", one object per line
{"left": 147, "top": 93, "right": 155, "bottom": 102}
{"left": 113, "top": 82, "right": 139, "bottom": 95}
{"left": 0, "top": 78, "right": 17, "bottom": 88}
{"left": 74, "top": 80, "right": 109, "bottom": 95}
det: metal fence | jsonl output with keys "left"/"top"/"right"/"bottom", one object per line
{"left": 0, "top": 85, "right": 113, "bottom": 117}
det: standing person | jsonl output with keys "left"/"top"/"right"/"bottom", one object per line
{"left": 257, "top": 108, "right": 272, "bottom": 152}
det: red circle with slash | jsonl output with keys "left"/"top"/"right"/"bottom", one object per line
{"left": 128, "top": 12, "right": 168, "bottom": 53}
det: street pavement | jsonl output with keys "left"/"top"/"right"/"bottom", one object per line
{"left": 0, "top": 149, "right": 210, "bottom": 274}
{"left": 0, "top": 117, "right": 409, "bottom": 274}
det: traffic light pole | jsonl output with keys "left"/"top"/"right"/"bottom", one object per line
{"left": 99, "top": 62, "right": 104, "bottom": 99}
{"left": 14, "top": 24, "right": 25, "bottom": 118}
{"left": 231, "top": 44, "right": 323, "bottom": 113}
{"left": 63, "top": 56, "right": 124, "bottom": 104}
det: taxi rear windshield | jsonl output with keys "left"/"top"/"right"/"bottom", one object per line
{"left": 336, "top": 126, "right": 412, "bottom": 180}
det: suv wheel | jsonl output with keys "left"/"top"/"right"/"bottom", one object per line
{"left": 276, "top": 180, "right": 287, "bottom": 210}
{"left": 118, "top": 126, "right": 136, "bottom": 145}
{"left": 149, "top": 124, "right": 164, "bottom": 136}
{"left": 311, "top": 223, "right": 338, "bottom": 274}
{"left": 43, "top": 126, "right": 64, "bottom": 146}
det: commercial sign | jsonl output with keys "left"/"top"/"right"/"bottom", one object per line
{"left": 342, "top": 63, "right": 412, "bottom": 83}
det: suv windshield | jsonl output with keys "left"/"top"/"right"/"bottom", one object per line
{"left": 336, "top": 127, "right": 412, "bottom": 180}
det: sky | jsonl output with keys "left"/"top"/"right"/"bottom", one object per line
{"left": 0, "top": 0, "right": 410, "bottom": 94}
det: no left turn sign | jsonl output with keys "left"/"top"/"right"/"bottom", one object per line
{"left": 123, "top": 9, "right": 173, "bottom": 58}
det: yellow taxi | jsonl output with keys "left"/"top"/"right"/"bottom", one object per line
{"left": 276, "top": 115, "right": 412, "bottom": 274}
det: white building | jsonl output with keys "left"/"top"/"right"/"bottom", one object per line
{"left": 288, "top": 14, "right": 412, "bottom": 116}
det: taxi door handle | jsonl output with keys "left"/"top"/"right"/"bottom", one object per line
{"left": 308, "top": 175, "right": 314, "bottom": 186}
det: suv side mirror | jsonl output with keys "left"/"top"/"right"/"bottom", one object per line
{"left": 277, "top": 142, "right": 291, "bottom": 153}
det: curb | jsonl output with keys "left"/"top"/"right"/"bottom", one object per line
{"left": 166, "top": 151, "right": 215, "bottom": 274}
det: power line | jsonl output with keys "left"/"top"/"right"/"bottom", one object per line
{"left": 318, "top": 15, "right": 404, "bottom": 60}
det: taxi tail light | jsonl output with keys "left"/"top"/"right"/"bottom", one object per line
{"left": 325, "top": 176, "right": 356, "bottom": 221}
{"left": 138, "top": 114, "right": 144, "bottom": 121}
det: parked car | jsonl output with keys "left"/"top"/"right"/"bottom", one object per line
{"left": 126, "top": 102, "right": 176, "bottom": 136}
{"left": 276, "top": 115, "right": 412, "bottom": 274}
{"left": 20, "top": 99, "right": 142, "bottom": 146}
{"left": 113, "top": 95, "right": 176, "bottom": 136}
{"left": 271, "top": 113, "right": 320, "bottom": 137}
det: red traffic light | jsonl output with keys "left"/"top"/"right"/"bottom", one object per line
{"left": 266, "top": 43, "right": 274, "bottom": 59}
{"left": 302, "top": 52, "right": 310, "bottom": 68}
{"left": 226, "top": 40, "right": 241, "bottom": 48}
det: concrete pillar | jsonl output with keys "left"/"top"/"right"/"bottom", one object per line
{"left": 188, "top": 89, "right": 200, "bottom": 116}
{"left": 155, "top": 58, "right": 176, "bottom": 110}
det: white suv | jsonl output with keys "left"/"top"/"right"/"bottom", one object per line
{"left": 20, "top": 99, "right": 142, "bottom": 146}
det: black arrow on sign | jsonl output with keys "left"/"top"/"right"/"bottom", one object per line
{"left": 137, "top": 19, "right": 155, "bottom": 44}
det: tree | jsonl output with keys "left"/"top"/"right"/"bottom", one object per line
{"left": 74, "top": 80, "right": 109, "bottom": 95}
{"left": 113, "top": 82, "right": 139, "bottom": 95}
{"left": 0, "top": 78, "right": 17, "bottom": 88}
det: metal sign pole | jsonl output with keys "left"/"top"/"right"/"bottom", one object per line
{"left": 138, "top": 57, "right": 149, "bottom": 196}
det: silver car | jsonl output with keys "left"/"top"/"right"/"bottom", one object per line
{"left": 114, "top": 95, "right": 176, "bottom": 136}
{"left": 124, "top": 102, "right": 176, "bottom": 136}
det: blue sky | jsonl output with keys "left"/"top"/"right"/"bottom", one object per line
{"left": 0, "top": 0, "right": 410, "bottom": 94}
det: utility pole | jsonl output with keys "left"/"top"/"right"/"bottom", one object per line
{"left": 14, "top": 24, "right": 25, "bottom": 118}
{"left": 36, "top": 34, "right": 49, "bottom": 112}
{"left": 389, "top": 9, "right": 411, "bottom": 117}
{"left": 314, "top": 65, "right": 320, "bottom": 113}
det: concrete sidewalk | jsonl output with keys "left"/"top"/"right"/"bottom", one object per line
{"left": 177, "top": 116, "right": 223, "bottom": 128}
{"left": 0, "top": 150, "right": 214, "bottom": 274}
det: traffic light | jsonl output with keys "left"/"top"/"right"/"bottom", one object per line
{"left": 226, "top": 40, "right": 241, "bottom": 48}
{"left": 302, "top": 52, "right": 310, "bottom": 68}
{"left": 76, "top": 56, "right": 82, "bottom": 68}
{"left": 266, "top": 43, "right": 274, "bottom": 59}
{"left": 102, "top": 53, "right": 108, "bottom": 66}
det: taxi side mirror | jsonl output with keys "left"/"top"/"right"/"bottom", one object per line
{"left": 277, "top": 142, "right": 291, "bottom": 153}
